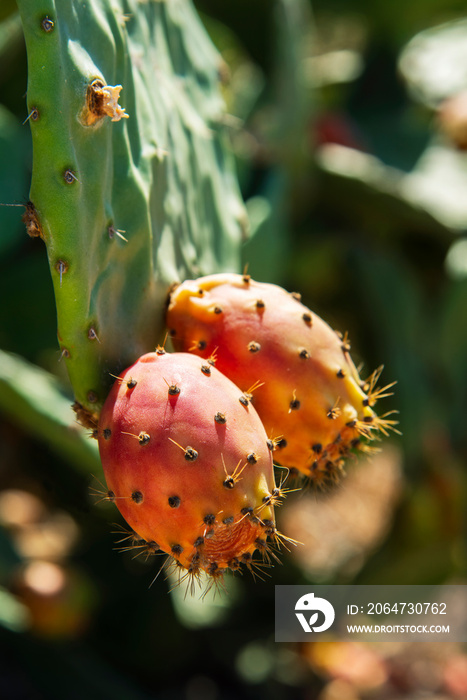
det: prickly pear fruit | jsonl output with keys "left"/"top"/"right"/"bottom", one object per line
{"left": 166, "top": 273, "right": 397, "bottom": 485}
{"left": 97, "top": 350, "right": 284, "bottom": 585}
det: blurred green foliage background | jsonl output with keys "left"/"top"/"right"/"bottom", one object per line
{"left": 1, "top": 0, "right": 467, "bottom": 698}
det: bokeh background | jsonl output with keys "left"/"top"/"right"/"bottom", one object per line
{"left": 1, "top": 0, "right": 467, "bottom": 697}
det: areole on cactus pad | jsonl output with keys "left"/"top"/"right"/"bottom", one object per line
{"left": 166, "top": 273, "right": 399, "bottom": 485}
{"left": 97, "top": 349, "right": 289, "bottom": 587}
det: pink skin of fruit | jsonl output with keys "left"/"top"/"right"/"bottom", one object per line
{"left": 167, "top": 274, "right": 396, "bottom": 484}
{"left": 97, "top": 350, "right": 279, "bottom": 576}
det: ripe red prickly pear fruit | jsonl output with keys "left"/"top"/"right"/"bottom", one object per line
{"left": 166, "top": 273, "right": 397, "bottom": 485}
{"left": 97, "top": 350, "right": 282, "bottom": 583}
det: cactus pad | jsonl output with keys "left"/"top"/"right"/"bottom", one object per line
{"left": 17, "top": 0, "right": 244, "bottom": 419}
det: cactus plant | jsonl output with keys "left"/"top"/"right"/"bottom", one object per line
{"left": 166, "top": 273, "right": 398, "bottom": 484}
{"left": 17, "top": 0, "right": 245, "bottom": 421}
{"left": 97, "top": 350, "right": 286, "bottom": 586}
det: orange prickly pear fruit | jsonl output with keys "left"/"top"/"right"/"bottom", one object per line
{"left": 97, "top": 349, "right": 287, "bottom": 588}
{"left": 166, "top": 273, "right": 397, "bottom": 485}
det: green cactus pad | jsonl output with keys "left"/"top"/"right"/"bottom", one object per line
{"left": 17, "top": 0, "right": 244, "bottom": 418}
